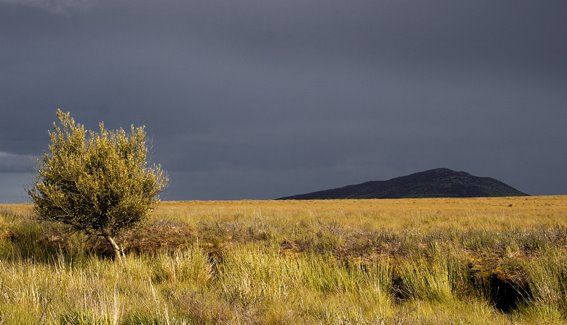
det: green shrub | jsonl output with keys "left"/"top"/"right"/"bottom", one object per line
{"left": 28, "top": 110, "right": 167, "bottom": 260}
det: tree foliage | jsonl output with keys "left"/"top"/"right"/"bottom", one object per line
{"left": 28, "top": 109, "right": 168, "bottom": 259}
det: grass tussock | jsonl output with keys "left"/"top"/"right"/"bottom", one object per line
{"left": 0, "top": 196, "right": 566, "bottom": 323}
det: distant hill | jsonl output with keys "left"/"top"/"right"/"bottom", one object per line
{"left": 278, "top": 168, "right": 528, "bottom": 200}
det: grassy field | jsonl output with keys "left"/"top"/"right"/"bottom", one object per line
{"left": 1, "top": 196, "right": 567, "bottom": 324}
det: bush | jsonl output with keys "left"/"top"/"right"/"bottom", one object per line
{"left": 28, "top": 109, "right": 168, "bottom": 260}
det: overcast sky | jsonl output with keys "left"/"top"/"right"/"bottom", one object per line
{"left": 1, "top": 0, "right": 566, "bottom": 202}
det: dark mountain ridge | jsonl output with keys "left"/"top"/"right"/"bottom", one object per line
{"left": 279, "top": 168, "right": 528, "bottom": 200}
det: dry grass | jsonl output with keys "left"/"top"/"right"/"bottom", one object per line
{"left": 0, "top": 196, "right": 566, "bottom": 324}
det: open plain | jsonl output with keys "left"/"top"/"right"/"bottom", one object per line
{"left": 1, "top": 196, "right": 567, "bottom": 324}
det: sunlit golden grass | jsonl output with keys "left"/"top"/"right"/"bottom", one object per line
{"left": 0, "top": 196, "right": 566, "bottom": 324}
{"left": 155, "top": 195, "right": 567, "bottom": 231}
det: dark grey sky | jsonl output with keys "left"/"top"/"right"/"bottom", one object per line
{"left": 1, "top": 0, "right": 566, "bottom": 202}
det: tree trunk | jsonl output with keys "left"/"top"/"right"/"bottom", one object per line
{"left": 103, "top": 234, "right": 124, "bottom": 262}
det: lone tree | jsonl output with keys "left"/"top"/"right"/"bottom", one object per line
{"left": 28, "top": 109, "right": 168, "bottom": 261}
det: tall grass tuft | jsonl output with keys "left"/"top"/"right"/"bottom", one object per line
{"left": 519, "top": 248, "right": 567, "bottom": 322}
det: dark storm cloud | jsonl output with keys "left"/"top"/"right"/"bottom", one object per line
{"left": 1, "top": 0, "right": 566, "bottom": 201}
{"left": 0, "top": 0, "right": 93, "bottom": 14}
{"left": 0, "top": 152, "right": 35, "bottom": 172}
